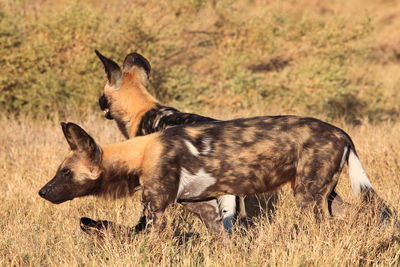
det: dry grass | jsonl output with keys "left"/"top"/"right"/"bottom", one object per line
{"left": 0, "top": 114, "right": 399, "bottom": 266}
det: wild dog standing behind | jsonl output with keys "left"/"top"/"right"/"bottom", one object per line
{"left": 93, "top": 50, "right": 348, "bottom": 232}
{"left": 96, "top": 50, "right": 214, "bottom": 138}
{"left": 39, "top": 118, "right": 392, "bottom": 234}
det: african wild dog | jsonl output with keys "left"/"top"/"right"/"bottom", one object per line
{"left": 89, "top": 50, "right": 348, "bottom": 233}
{"left": 39, "top": 117, "right": 390, "bottom": 234}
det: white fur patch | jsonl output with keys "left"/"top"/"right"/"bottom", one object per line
{"left": 162, "top": 110, "right": 174, "bottom": 116}
{"left": 201, "top": 138, "right": 212, "bottom": 155}
{"left": 177, "top": 168, "right": 216, "bottom": 200}
{"left": 153, "top": 110, "right": 174, "bottom": 129}
{"left": 153, "top": 118, "right": 161, "bottom": 129}
{"left": 348, "top": 149, "right": 373, "bottom": 195}
{"left": 340, "top": 146, "right": 348, "bottom": 169}
{"left": 184, "top": 140, "right": 200, "bottom": 156}
{"left": 217, "top": 195, "right": 236, "bottom": 232}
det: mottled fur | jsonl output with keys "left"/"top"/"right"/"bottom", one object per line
{"left": 39, "top": 118, "right": 390, "bottom": 233}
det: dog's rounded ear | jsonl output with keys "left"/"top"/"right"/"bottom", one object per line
{"left": 61, "top": 122, "right": 102, "bottom": 163}
{"left": 95, "top": 50, "right": 122, "bottom": 87}
{"left": 122, "top": 52, "right": 151, "bottom": 77}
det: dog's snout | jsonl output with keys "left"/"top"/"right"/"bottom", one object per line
{"left": 38, "top": 188, "right": 47, "bottom": 198}
{"left": 98, "top": 95, "right": 109, "bottom": 111}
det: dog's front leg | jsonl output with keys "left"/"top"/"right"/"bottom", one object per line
{"left": 133, "top": 215, "right": 148, "bottom": 233}
{"left": 141, "top": 189, "right": 171, "bottom": 233}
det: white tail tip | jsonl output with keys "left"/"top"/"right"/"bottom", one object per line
{"left": 348, "top": 149, "right": 372, "bottom": 195}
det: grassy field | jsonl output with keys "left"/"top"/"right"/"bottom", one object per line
{"left": 0, "top": 115, "right": 400, "bottom": 266}
{"left": 1, "top": 0, "right": 400, "bottom": 266}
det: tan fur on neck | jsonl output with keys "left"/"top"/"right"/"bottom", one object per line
{"left": 95, "top": 133, "right": 162, "bottom": 199}
{"left": 105, "top": 70, "right": 158, "bottom": 138}
{"left": 101, "top": 133, "right": 161, "bottom": 175}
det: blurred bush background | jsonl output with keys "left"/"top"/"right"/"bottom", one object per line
{"left": 1, "top": 0, "right": 399, "bottom": 122}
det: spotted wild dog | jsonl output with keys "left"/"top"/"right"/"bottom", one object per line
{"left": 39, "top": 117, "right": 391, "bottom": 234}
{"left": 87, "top": 50, "right": 348, "bottom": 233}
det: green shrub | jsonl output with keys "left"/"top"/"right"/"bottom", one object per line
{"left": 0, "top": 0, "right": 398, "bottom": 122}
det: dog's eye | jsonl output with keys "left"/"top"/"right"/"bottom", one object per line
{"left": 61, "top": 168, "right": 71, "bottom": 177}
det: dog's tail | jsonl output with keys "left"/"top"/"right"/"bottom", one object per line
{"left": 347, "top": 148, "right": 373, "bottom": 196}
{"left": 345, "top": 144, "right": 393, "bottom": 222}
